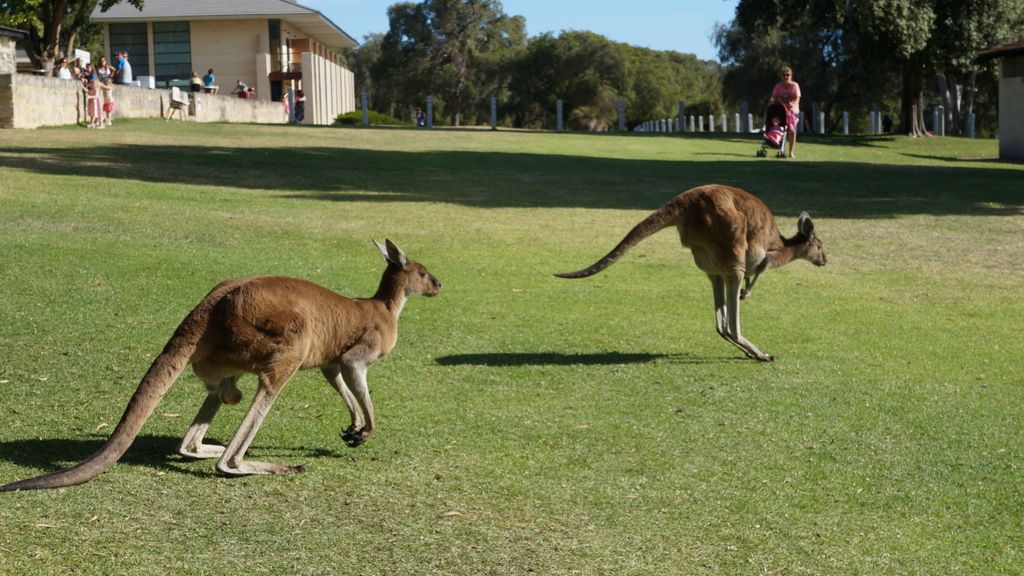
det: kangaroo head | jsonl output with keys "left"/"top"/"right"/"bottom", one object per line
{"left": 374, "top": 239, "right": 442, "bottom": 297}
{"left": 796, "top": 212, "right": 827, "bottom": 266}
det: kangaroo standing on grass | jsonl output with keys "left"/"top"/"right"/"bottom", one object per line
{"left": 0, "top": 240, "right": 441, "bottom": 491}
{"left": 556, "top": 184, "right": 826, "bottom": 362}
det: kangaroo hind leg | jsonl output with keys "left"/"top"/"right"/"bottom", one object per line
{"left": 723, "top": 274, "right": 774, "bottom": 362}
{"left": 179, "top": 377, "right": 239, "bottom": 459}
{"left": 217, "top": 364, "right": 305, "bottom": 476}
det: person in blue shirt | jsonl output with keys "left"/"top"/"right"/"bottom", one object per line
{"left": 202, "top": 68, "right": 218, "bottom": 94}
{"left": 114, "top": 50, "right": 133, "bottom": 85}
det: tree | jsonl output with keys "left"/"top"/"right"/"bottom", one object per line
{"left": 715, "top": 0, "right": 1023, "bottom": 136}
{"left": 377, "top": 0, "right": 522, "bottom": 126}
{"left": 0, "top": 0, "right": 143, "bottom": 75}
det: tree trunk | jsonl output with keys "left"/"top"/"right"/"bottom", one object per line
{"left": 937, "top": 75, "right": 962, "bottom": 135}
{"left": 963, "top": 70, "right": 977, "bottom": 123}
{"left": 901, "top": 67, "right": 929, "bottom": 137}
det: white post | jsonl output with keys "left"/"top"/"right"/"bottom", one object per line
{"left": 721, "top": 113, "right": 727, "bottom": 132}
{"left": 490, "top": 96, "right": 497, "bottom": 130}
{"left": 360, "top": 91, "right": 369, "bottom": 127}
{"left": 678, "top": 101, "right": 686, "bottom": 133}
{"left": 689, "top": 115, "right": 695, "bottom": 132}
{"left": 734, "top": 113, "right": 741, "bottom": 133}
{"left": 698, "top": 116, "right": 704, "bottom": 132}
{"left": 747, "top": 113, "right": 754, "bottom": 132}
{"left": 936, "top": 105, "right": 945, "bottom": 136}
{"left": 818, "top": 111, "right": 825, "bottom": 134}
{"left": 967, "top": 112, "right": 976, "bottom": 138}
{"left": 740, "top": 101, "right": 749, "bottom": 132}
{"left": 426, "top": 96, "right": 434, "bottom": 128}
{"left": 617, "top": 99, "right": 625, "bottom": 132}
{"left": 556, "top": 99, "right": 563, "bottom": 132}
{"left": 842, "top": 111, "right": 849, "bottom": 135}
{"left": 869, "top": 111, "right": 876, "bottom": 135}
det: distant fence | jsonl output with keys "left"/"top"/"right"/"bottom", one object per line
{"left": 356, "top": 91, "right": 975, "bottom": 138}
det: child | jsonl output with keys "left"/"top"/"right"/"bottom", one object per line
{"left": 84, "top": 78, "right": 101, "bottom": 128}
{"left": 100, "top": 77, "right": 115, "bottom": 128}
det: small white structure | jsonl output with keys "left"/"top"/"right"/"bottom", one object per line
{"left": 975, "top": 39, "right": 1024, "bottom": 162}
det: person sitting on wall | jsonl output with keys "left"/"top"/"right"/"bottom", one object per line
{"left": 202, "top": 69, "right": 218, "bottom": 94}
{"left": 232, "top": 80, "right": 249, "bottom": 99}
{"left": 190, "top": 71, "right": 203, "bottom": 93}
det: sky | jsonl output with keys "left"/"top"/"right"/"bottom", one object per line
{"left": 306, "top": 0, "right": 740, "bottom": 62}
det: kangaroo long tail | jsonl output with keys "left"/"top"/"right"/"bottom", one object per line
{"left": 555, "top": 198, "right": 683, "bottom": 279}
{"left": 0, "top": 305, "right": 211, "bottom": 491}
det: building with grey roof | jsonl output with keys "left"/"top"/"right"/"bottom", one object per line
{"left": 91, "top": 0, "right": 358, "bottom": 125}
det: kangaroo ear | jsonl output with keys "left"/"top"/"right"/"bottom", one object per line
{"left": 377, "top": 238, "right": 408, "bottom": 267}
{"left": 798, "top": 212, "right": 815, "bottom": 238}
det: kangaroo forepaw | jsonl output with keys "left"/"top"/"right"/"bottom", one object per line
{"left": 739, "top": 288, "right": 750, "bottom": 300}
{"left": 341, "top": 426, "right": 371, "bottom": 448}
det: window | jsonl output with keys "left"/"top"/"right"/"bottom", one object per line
{"left": 108, "top": 22, "right": 149, "bottom": 77}
{"left": 153, "top": 22, "right": 191, "bottom": 83}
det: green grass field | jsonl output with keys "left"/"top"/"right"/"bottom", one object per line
{"left": 0, "top": 121, "right": 1022, "bottom": 575}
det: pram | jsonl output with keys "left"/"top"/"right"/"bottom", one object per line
{"left": 756, "top": 101, "right": 790, "bottom": 158}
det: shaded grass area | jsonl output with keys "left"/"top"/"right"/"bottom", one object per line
{"left": 0, "top": 121, "right": 1022, "bottom": 575}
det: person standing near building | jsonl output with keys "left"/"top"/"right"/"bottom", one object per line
{"left": 56, "top": 58, "right": 73, "bottom": 80}
{"left": 294, "top": 89, "right": 306, "bottom": 123}
{"left": 115, "top": 50, "right": 133, "bottom": 86}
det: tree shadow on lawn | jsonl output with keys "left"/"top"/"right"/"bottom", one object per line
{"left": 0, "top": 434, "right": 339, "bottom": 480}
{"left": 1, "top": 144, "right": 1020, "bottom": 218}
{"left": 435, "top": 351, "right": 741, "bottom": 367}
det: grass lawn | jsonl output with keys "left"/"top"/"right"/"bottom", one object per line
{"left": 0, "top": 121, "right": 1022, "bottom": 575}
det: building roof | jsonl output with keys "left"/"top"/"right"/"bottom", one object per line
{"left": 90, "top": 0, "right": 357, "bottom": 49}
{"left": 974, "top": 38, "right": 1024, "bottom": 64}
{"left": 0, "top": 26, "right": 28, "bottom": 39}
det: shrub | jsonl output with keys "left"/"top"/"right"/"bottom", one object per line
{"left": 335, "top": 111, "right": 406, "bottom": 126}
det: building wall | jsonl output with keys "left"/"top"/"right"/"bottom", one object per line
{"left": 301, "top": 51, "right": 355, "bottom": 126}
{"left": 999, "top": 54, "right": 1024, "bottom": 161}
{"left": 190, "top": 20, "right": 270, "bottom": 98}
{"left": 1, "top": 73, "right": 284, "bottom": 129}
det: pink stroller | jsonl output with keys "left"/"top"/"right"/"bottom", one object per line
{"left": 757, "top": 101, "right": 790, "bottom": 158}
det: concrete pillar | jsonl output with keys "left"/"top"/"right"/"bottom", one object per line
{"left": 734, "top": 113, "right": 741, "bottom": 133}
{"left": 556, "top": 99, "right": 563, "bottom": 132}
{"left": 678, "top": 101, "right": 685, "bottom": 132}
{"left": 698, "top": 116, "right": 704, "bottom": 132}
{"left": 842, "top": 111, "right": 849, "bottom": 135}
{"left": 490, "top": 95, "right": 497, "bottom": 130}
{"left": 361, "top": 91, "right": 368, "bottom": 126}
{"left": 617, "top": 99, "right": 625, "bottom": 132}
{"left": 426, "top": 95, "right": 434, "bottom": 128}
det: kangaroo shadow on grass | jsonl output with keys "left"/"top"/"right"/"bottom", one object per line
{"left": 0, "top": 435, "right": 339, "bottom": 480}
{"left": 435, "top": 351, "right": 741, "bottom": 367}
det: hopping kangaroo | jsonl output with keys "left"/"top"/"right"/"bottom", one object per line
{"left": 556, "top": 184, "right": 826, "bottom": 362}
{"left": 1, "top": 240, "right": 441, "bottom": 491}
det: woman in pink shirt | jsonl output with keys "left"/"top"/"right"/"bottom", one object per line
{"left": 770, "top": 66, "right": 801, "bottom": 158}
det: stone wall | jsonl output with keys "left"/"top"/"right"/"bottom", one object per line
{"left": 1, "top": 73, "right": 286, "bottom": 129}
{"left": 0, "top": 35, "right": 16, "bottom": 127}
